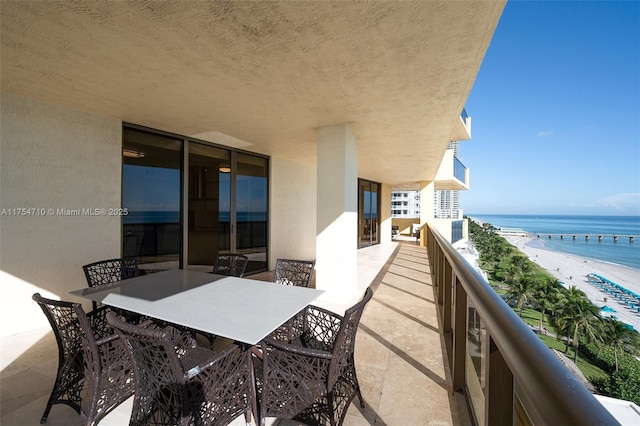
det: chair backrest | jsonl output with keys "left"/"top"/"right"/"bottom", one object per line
{"left": 106, "top": 312, "right": 191, "bottom": 426}
{"left": 274, "top": 258, "right": 315, "bottom": 287}
{"left": 328, "top": 287, "right": 373, "bottom": 389}
{"left": 83, "top": 258, "right": 139, "bottom": 311}
{"left": 213, "top": 253, "right": 249, "bottom": 277}
{"left": 83, "top": 257, "right": 139, "bottom": 288}
{"left": 33, "top": 293, "right": 133, "bottom": 425}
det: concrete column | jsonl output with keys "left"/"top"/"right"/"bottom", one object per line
{"left": 379, "top": 183, "right": 392, "bottom": 245}
{"left": 316, "top": 123, "right": 358, "bottom": 303}
{"left": 418, "top": 181, "right": 435, "bottom": 246}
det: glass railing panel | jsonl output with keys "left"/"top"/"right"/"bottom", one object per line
{"left": 466, "top": 300, "right": 486, "bottom": 424}
{"left": 461, "top": 108, "right": 469, "bottom": 123}
{"left": 452, "top": 220, "right": 463, "bottom": 243}
{"left": 454, "top": 156, "right": 466, "bottom": 182}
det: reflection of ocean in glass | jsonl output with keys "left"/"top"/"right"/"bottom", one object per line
{"left": 124, "top": 211, "right": 180, "bottom": 224}
{"left": 470, "top": 214, "right": 640, "bottom": 270}
{"left": 124, "top": 211, "right": 267, "bottom": 224}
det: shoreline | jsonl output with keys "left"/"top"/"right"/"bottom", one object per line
{"left": 503, "top": 235, "right": 640, "bottom": 331}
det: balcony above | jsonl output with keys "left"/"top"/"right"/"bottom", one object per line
{"left": 450, "top": 108, "right": 472, "bottom": 141}
{"left": 434, "top": 149, "right": 469, "bottom": 190}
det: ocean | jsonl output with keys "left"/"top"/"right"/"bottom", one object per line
{"left": 122, "top": 211, "right": 267, "bottom": 224}
{"left": 470, "top": 215, "right": 640, "bottom": 270}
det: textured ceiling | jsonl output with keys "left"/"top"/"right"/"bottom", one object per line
{"left": 0, "top": 0, "right": 504, "bottom": 185}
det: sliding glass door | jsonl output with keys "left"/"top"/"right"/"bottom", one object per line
{"left": 187, "top": 142, "right": 231, "bottom": 267}
{"left": 358, "top": 179, "right": 380, "bottom": 248}
{"left": 122, "top": 125, "right": 268, "bottom": 274}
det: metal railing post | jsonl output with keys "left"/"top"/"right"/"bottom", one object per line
{"left": 452, "top": 275, "right": 467, "bottom": 392}
{"left": 438, "top": 247, "right": 446, "bottom": 307}
{"left": 443, "top": 260, "right": 453, "bottom": 335}
{"left": 485, "top": 336, "right": 514, "bottom": 425}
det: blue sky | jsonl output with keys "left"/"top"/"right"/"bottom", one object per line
{"left": 459, "top": 0, "right": 640, "bottom": 216}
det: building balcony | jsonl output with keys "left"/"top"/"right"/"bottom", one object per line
{"left": 435, "top": 209, "right": 464, "bottom": 220}
{"left": 451, "top": 108, "right": 472, "bottom": 141}
{"left": 434, "top": 150, "right": 470, "bottom": 190}
{"left": 0, "top": 227, "right": 619, "bottom": 425}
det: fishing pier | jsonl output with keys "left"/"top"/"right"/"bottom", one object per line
{"left": 536, "top": 234, "right": 637, "bottom": 242}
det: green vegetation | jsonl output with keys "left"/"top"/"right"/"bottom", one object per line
{"left": 468, "top": 219, "right": 640, "bottom": 404}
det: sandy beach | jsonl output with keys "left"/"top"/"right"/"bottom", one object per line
{"left": 503, "top": 235, "right": 640, "bottom": 331}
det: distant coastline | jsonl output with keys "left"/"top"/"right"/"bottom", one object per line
{"left": 500, "top": 233, "right": 640, "bottom": 332}
{"left": 469, "top": 214, "right": 640, "bottom": 270}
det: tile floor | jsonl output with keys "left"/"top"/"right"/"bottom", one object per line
{"left": 1, "top": 241, "right": 470, "bottom": 425}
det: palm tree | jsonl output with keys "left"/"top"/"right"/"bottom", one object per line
{"left": 532, "top": 278, "right": 559, "bottom": 333}
{"left": 554, "top": 286, "right": 603, "bottom": 362}
{"left": 501, "top": 255, "right": 532, "bottom": 285}
{"left": 601, "top": 318, "right": 640, "bottom": 371}
{"left": 504, "top": 275, "right": 536, "bottom": 317}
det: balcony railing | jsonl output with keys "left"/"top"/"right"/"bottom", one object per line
{"left": 453, "top": 155, "right": 466, "bottom": 182}
{"left": 461, "top": 108, "right": 469, "bottom": 123}
{"left": 434, "top": 209, "right": 463, "bottom": 219}
{"left": 425, "top": 225, "right": 618, "bottom": 425}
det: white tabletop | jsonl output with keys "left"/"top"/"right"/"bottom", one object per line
{"left": 70, "top": 269, "right": 323, "bottom": 345}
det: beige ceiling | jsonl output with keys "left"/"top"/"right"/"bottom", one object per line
{"left": 0, "top": 0, "right": 504, "bottom": 185}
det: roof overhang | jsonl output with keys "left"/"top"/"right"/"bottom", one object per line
{"left": 0, "top": 1, "right": 504, "bottom": 186}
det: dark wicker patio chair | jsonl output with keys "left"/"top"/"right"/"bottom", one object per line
{"left": 32, "top": 293, "right": 134, "bottom": 425}
{"left": 274, "top": 258, "right": 315, "bottom": 287}
{"left": 106, "top": 312, "right": 256, "bottom": 426}
{"left": 82, "top": 257, "right": 139, "bottom": 311}
{"left": 212, "top": 253, "right": 249, "bottom": 277}
{"left": 257, "top": 287, "right": 373, "bottom": 426}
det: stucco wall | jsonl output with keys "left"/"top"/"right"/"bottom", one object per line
{"left": 392, "top": 218, "right": 420, "bottom": 236}
{"left": 429, "top": 219, "right": 454, "bottom": 242}
{"left": 0, "top": 93, "right": 122, "bottom": 336}
{"left": 269, "top": 157, "right": 317, "bottom": 268}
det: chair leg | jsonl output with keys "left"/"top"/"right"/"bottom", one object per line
{"left": 324, "top": 391, "right": 333, "bottom": 426}
{"left": 40, "top": 403, "right": 52, "bottom": 424}
{"left": 357, "top": 386, "right": 365, "bottom": 409}
{"left": 40, "top": 369, "right": 83, "bottom": 423}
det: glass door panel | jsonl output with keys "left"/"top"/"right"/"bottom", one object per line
{"left": 370, "top": 182, "right": 380, "bottom": 245}
{"left": 235, "top": 153, "right": 268, "bottom": 274}
{"left": 359, "top": 180, "right": 371, "bottom": 248}
{"left": 358, "top": 179, "right": 380, "bottom": 248}
{"left": 187, "top": 142, "right": 231, "bottom": 268}
{"left": 122, "top": 128, "right": 182, "bottom": 272}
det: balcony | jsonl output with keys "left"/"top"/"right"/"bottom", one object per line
{"left": 451, "top": 108, "right": 472, "bottom": 142}
{"left": 0, "top": 229, "right": 618, "bottom": 425}
{"left": 435, "top": 209, "right": 464, "bottom": 220}
{"left": 434, "top": 149, "right": 470, "bottom": 190}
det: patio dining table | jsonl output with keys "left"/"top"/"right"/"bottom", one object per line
{"left": 70, "top": 269, "right": 324, "bottom": 345}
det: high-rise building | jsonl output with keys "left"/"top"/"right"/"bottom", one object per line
{"left": 433, "top": 141, "right": 463, "bottom": 220}
{"left": 391, "top": 190, "right": 420, "bottom": 218}
{"left": 392, "top": 138, "right": 468, "bottom": 243}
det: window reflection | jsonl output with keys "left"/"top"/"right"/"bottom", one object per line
{"left": 122, "top": 128, "right": 182, "bottom": 271}
{"left": 122, "top": 127, "right": 269, "bottom": 274}
{"left": 235, "top": 153, "right": 268, "bottom": 273}
{"left": 359, "top": 179, "right": 380, "bottom": 248}
{"left": 188, "top": 142, "right": 231, "bottom": 267}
